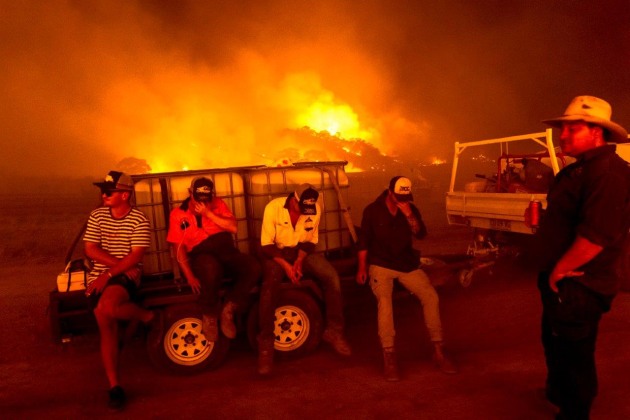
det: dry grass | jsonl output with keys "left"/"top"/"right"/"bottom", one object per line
{"left": 0, "top": 193, "right": 97, "bottom": 264}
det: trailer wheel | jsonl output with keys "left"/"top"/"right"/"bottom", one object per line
{"left": 147, "top": 304, "right": 229, "bottom": 375}
{"left": 458, "top": 269, "right": 474, "bottom": 288}
{"left": 247, "top": 288, "right": 323, "bottom": 358}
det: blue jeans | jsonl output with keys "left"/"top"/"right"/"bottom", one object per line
{"left": 258, "top": 252, "right": 345, "bottom": 343}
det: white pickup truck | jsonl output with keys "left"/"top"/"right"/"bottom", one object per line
{"left": 445, "top": 129, "right": 630, "bottom": 287}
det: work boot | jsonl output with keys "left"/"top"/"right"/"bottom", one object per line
{"left": 201, "top": 313, "right": 218, "bottom": 342}
{"left": 432, "top": 342, "right": 458, "bottom": 374}
{"left": 220, "top": 301, "right": 237, "bottom": 339}
{"left": 257, "top": 337, "right": 274, "bottom": 376}
{"left": 382, "top": 347, "right": 400, "bottom": 382}
{"left": 108, "top": 385, "right": 127, "bottom": 411}
{"left": 322, "top": 328, "right": 352, "bottom": 356}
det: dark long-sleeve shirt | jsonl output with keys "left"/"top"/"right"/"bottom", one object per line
{"left": 357, "top": 190, "right": 427, "bottom": 273}
{"left": 534, "top": 145, "right": 630, "bottom": 295}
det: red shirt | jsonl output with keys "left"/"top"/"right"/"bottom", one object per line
{"left": 166, "top": 197, "right": 235, "bottom": 252}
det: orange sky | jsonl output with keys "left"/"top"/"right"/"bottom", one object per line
{"left": 2, "top": 1, "right": 629, "bottom": 178}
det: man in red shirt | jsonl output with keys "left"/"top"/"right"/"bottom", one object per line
{"left": 166, "top": 177, "right": 261, "bottom": 341}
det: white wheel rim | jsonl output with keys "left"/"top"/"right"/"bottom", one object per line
{"left": 273, "top": 305, "right": 310, "bottom": 352}
{"left": 164, "top": 317, "right": 214, "bottom": 365}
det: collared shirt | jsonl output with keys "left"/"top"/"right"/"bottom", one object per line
{"left": 357, "top": 190, "right": 427, "bottom": 273}
{"left": 166, "top": 197, "right": 235, "bottom": 252}
{"left": 260, "top": 195, "right": 320, "bottom": 256}
{"left": 534, "top": 144, "right": 630, "bottom": 295}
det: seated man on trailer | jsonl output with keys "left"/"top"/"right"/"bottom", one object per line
{"left": 84, "top": 170, "right": 155, "bottom": 411}
{"left": 166, "top": 176, "right": 261, "bottom": 342}
{"left": 257, "top": 183, "right": 352, "bottom": 375}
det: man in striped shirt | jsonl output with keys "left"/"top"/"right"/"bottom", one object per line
{"left": 84, "top": 170, "right": 154, "bottom": 411}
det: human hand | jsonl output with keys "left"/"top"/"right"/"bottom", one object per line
{"left": 396, "top": 201, "right": 412, "bottom": 217}
{"left": 194, "top": 202, "right": 208, "bottom": 216}
{"left": 292, "top": 259, "right": 304, "bottom": 281}
{"left": 124, "top": 267, "right": 142, "bottom": 285}
{"left": 86, "top": 272, "right": 109, "bottom": 296}
{"left": 356, "top": 269, "right": 368, "bottom": 285}
{"left": 281, "top": 261, "right": 300, "bottom": 285}
{"left": 549, "top": 267, "right": 584, "bottom": 293}
{"left": 187, "top": 275, "right": 202, "bottom": 294}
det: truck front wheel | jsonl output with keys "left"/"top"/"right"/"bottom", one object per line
{"left": 147, "top": 304, "right": 229, "bottom": 375}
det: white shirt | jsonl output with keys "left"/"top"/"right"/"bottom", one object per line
{"left": 261, "top": 196, "right": 320, "bottom": 248}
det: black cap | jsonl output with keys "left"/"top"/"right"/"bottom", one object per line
{"left": 294, "top": 183, "right": 319, "bottom": 215}
{"left": 388, "top": 176, "right": 413, "bottom": 202}
{"left": 93, "top": 171, "right": 134, "bottom": 191}
{"left": 190, "top": 177, "right": 214, "bottom": 202}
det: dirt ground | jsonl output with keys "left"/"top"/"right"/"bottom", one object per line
{"left": 1, "top": 189, "right": 630, "bottom": 419}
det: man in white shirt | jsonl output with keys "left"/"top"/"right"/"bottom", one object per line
{"left": 257, "top": 183, "right": 351, "bottom": 375}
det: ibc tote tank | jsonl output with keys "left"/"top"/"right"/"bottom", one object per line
{"left": 245, "top": 163, "right": 353, "bottom": 253}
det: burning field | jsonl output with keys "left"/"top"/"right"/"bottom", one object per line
{"left": 2, "top": 1, "right": 463, "bottom": 183}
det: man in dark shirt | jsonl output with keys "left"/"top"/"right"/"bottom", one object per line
{"left": 535, "top": 96, "right": 630, "bottom": 419}
{"left": 356, "top": 176, "right": 457, "bottom": 381}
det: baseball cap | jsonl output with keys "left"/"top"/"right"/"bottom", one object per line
{"left": 190, "top": 177, "right": 214, "bottom": 202}
{"left": 93, "top": 171, "right": 134, "bottom": 191}
{"left": 294, "top": 183, "right": 319, "bottom": 215}
{"left": 389, "top": 176, "right": 413, "bottom": 202}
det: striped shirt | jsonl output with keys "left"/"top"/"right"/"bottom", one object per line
{"left": 83, "top": 207, "right": 151, "bottom": 283}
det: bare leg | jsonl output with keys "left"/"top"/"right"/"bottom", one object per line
{"left": 94, "top": 285, "right": 153, "bottom": 387}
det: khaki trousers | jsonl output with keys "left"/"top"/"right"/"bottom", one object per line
{"left": 369, "top": 265, "right": 443, "bottom": 348}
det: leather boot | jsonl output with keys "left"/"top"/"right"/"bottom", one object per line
{"left": 383, "top": 347, "right": 400, "bottom": 381}
{"left": 201, "top": 313, "right": 218, "bottom": 342}
{"left": 220, "top": 301, "right": 237, "bottom": 339}
{"left": 432, "top": 342, "right": 458, "bottom": 374}
{"left": 257, "top": 336, "right": 274, "bottom": 376}
{"left": 322, "top": 328, "right": 352, "bottom": 356}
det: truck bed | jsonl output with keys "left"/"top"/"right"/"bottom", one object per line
{"left": 446, "top": 191, "right": 545, "bottom": 235}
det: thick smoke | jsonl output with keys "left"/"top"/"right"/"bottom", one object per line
{"left": 2, "top": 0, "right": 629, "bottom": 181}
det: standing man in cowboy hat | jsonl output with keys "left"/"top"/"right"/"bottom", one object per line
{"left": 534, "top": 96, "right": 630, "bottom": 419}
{"left": 356, "top": 176, "right": 457, "bottom": 381}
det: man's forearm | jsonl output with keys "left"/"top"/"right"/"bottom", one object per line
{"left": 554, "top": 235, "right": 603, "bottom": 274}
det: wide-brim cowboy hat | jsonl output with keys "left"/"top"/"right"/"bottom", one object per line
{"left": 542, "top": 96, "right": 628, "bottom": 143}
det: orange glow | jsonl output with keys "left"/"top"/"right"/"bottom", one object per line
{"left": 95, "top": 58, "right": 426, "bottom": 174}
{"left": 431, "top": 157, "right": 447, "bottom": 165}
{"left": 295, "top": 101, "right": 372, "bottom": 139}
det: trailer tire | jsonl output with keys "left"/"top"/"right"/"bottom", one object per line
{"left": 246, "top": 288, "right": 323, "bottom": 358}
{"left": 147, "top": 304, "right": 229, "bottom": 375}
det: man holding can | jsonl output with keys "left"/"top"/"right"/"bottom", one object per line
{"left": 534, "top": 96, "right": 630, "bottom": 419}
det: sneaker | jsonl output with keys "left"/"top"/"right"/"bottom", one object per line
{"left": 383, "top": 347, "right": 400, "bottom": 382}
{"left": 322, "top": 329, "right": 352, "bottom": 356}
{"left": 108, "top": 386, "right": 126, "bottom": 411}
{"left": 202, "top": 314, "right": 219, "bottom": 342}
{"left": 220, "top": 302, "right": 237, "bottom": 339}
{"left": 433, "top": 352, "right": 458, "bottom": 374}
